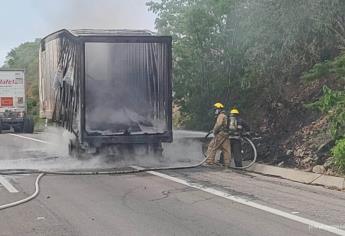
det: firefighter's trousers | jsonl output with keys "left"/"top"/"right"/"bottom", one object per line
{"left": 232, "top": 138, "right": 242, "bottom": 167}
{"left": 206, "top": 132, "right": 231, "bottom": 165}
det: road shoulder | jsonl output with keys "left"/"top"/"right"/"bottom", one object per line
{"left": 247, "top": 163, "right": 345, "bottom": 190}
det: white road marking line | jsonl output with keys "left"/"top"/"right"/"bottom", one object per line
{"left": 8, "top": 133, "right": 51, "bottom": 144}
{"left": 0, "top": 176, "right": 19, "bottom": 193}
{"left": 131, "top": 166, "right": 345, "bottom": 236}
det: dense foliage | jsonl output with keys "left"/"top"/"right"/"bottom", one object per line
{"left": 303, "top": 54, "right": 345, "bottom": 172}
{"left": 147, "top": 0, "right": 345, "bottom": 130}
{"left": 1, "top": 39, "right": 40, "bottom": 119}
{"left": 332, "top": 139, "right": 345, "bottom": 173}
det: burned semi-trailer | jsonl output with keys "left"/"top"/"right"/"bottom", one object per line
{"left": 39, "top": 29, "right": 172, "bottom": 157}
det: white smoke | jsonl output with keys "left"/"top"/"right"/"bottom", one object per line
{"left": 31, "top": 0, "right": 156, "bottom": 31}
{"left": 0, "top": 128, "right": 206, "bottom": 171}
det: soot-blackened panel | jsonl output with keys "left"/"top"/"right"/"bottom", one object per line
{"left": 85, "top": 42, "right": 169, "bottom": 135}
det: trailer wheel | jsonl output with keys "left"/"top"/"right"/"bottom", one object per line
{"left": 13, "top": 126, "right": 22, "bottom": 133}
{"left": 0, "top": 121, "right": 2, "bottom": 134}
{"left": 69, "top": 139, "right": 79, "bottom": 158}
{"left": 23, "top": 117, "right": 34, "bottom": 133}
{"left": 69, "top": 139, "right": 92, "bottom": 160}
{"left": 152, "top": 143, "right": 164, "bottom": 162}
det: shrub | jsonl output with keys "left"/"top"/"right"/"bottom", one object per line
{"left": 332, "top": 138, "right": 345, "bottom": 173}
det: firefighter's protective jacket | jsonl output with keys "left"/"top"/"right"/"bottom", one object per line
{"left": 213, "top": 112, "right": 228, "bottom": 135}
{"left": 206, "top": 111, "right": 231, "bottom": 165}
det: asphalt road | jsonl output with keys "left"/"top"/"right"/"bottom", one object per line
{"left": 0, "top": 130, "right": 344, "bottom": 236}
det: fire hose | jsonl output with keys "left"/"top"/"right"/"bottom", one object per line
{"left": 0, "top": 155, "right": 209, "bottom": 211}
{"left": 0, "top": 132, "right": 257, "bottom": 211}
{"left": 202, "top": 131, "right": 258, "bottom": 170}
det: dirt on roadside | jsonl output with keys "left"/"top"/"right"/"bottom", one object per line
{"left": 246, "top": 76, "right": 344, "bottom": 176}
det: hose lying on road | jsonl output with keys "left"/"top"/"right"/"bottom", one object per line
{"left": 0, "top": 133, "right": 257, "bottom": 211}
{"left": 0, "top": 155, "right": 210, "bottom": 211}
{"left": 202, "top": 131, "right": 258, "bottom": 170}
{"left": 0, "top": 173, "right": 45, "bottom": 211}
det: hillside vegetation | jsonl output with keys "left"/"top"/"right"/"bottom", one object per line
{"left": 303, "top": 54, "right": 345, "bottom": 173}
{"left": 148, "top": 0, "right": 345, "bottom": 172}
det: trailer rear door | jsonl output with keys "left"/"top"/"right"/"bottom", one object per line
{"left": 84, "top": 40, "right": 171, "bottom": 136}
{"left": 0, "top": 70, "right": 25, "bottom": 113}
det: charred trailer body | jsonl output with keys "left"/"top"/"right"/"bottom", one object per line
{"left": 39, "top": 29, "right": 172, "bottom": 157}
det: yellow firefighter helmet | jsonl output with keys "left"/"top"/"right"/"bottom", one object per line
{"left": 213, "top": 102, "right": 224, "bottom": 109}
{"left": 230, "top": 108, "right": 240, "bottom": 115}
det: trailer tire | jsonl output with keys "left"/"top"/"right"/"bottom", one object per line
{"left": 13, "top": 127, "right": 22, "bottom": 133}
{"left": 23, "top": 117, "right": 34, "bottom": 133}
{"left": 153, "top": 143, "right": 164, "bottom": 162}
{"left": 69, "top": 140, "right": 78, "bottom": 158}
{"left": 0, "top": 121, "right": 2, "bottom": 134}
{"left": 69, "top": 139, "right": 91, "bottom": 160}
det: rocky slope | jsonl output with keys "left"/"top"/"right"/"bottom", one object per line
{"left": 253, "top": 76, "right": 344, "bottom": 176}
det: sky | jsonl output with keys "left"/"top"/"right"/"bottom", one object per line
{"left": 0, "top": 0, "right": 157, "bottom": 66}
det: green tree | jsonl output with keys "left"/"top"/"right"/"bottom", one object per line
{"left": 148, "top": 0, "right": 249, "bottom": 129}
{"left": 2, "top": 39, "right": 40, "bottom": 118}
{"left": 148, "top": 0, "right": 344, "bottom": 130}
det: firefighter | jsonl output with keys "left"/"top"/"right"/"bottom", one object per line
{"left": 229, "top": 108, "right": 250, "bottom": 167}
{"left": 205, "top": 102, "right": 231, "bottom": 167}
